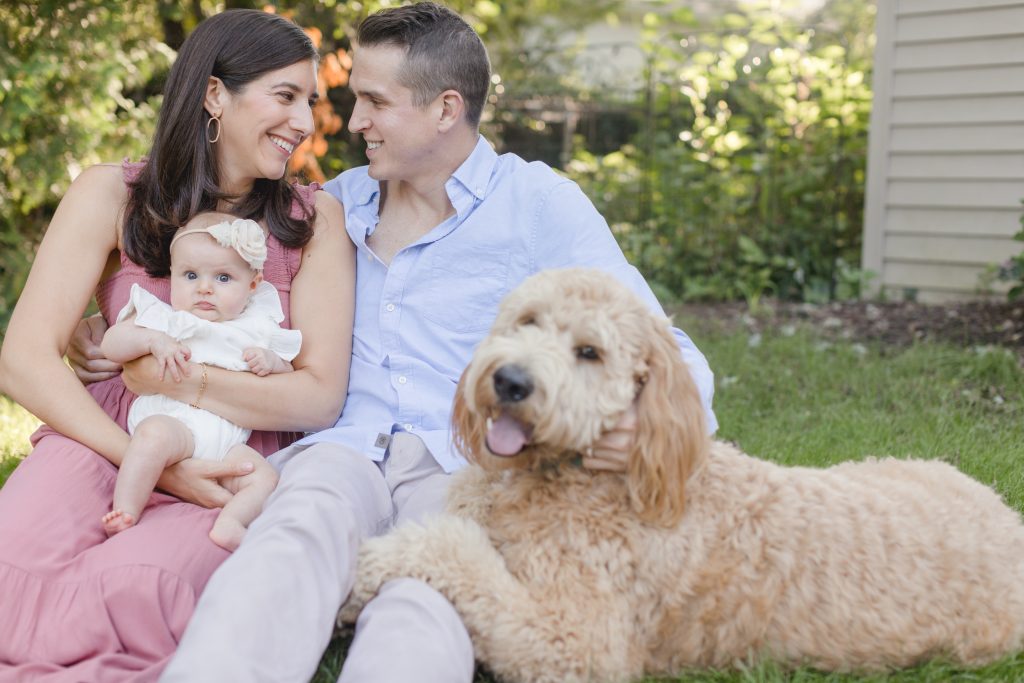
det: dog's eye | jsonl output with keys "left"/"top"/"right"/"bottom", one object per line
{"left": 518, "top": 315, "right": 537, "bottom": 326}
{"left": 575, "top": 345, "right": 600, "bottom": 361}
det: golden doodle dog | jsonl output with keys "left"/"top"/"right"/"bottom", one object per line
{"left": 340, "top": 268, "right": 1024, "bottom": 682}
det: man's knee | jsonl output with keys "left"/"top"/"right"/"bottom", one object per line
{"left": 368, "top": 579, "right": 463, "bottom": 629}
{"left": 346, "top": 579, "right": 474, "bottom": 683}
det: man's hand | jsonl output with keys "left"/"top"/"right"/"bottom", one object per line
{"left": 67, "top": 314, "right": 121, "bottom": 383}
{"left": 582, "top": 403, "right": 637, "bottom": 473}
{"left": 156, "top": 457, "right": 256, "bottom": 508}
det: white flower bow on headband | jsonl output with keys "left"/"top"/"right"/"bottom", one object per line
{"left": 207, "top": 219, "right": 267, "bottom": 271}
{"left": 170, "top": 218, "right": 268, "bottom": 271}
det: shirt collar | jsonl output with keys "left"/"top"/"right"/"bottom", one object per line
{"left": 349, "top": 135, "right": 497, "bottom": 227}
{"left": 449, "top": 135, "right": 497, "bottom": 201}
{"left": 443, "top": 135, "right": 497, "bottom": 222}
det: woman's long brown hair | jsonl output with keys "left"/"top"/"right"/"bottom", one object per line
{"left": 123, "top": 9, "right": 319, "bottom": 277}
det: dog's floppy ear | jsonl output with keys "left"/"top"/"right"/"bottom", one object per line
{"left": 451, "top": 368, "right": 482, "bottom": 465}
{"left": 628, "top": 312, "right": 709, "bottom": 526}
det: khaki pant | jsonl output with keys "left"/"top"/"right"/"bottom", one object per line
{"left": 160, "top": 435, "right": 474, "bottom": 683}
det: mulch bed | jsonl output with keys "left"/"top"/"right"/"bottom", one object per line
{"left": 674, "top": 298, "right": 1024, "bottom": 359}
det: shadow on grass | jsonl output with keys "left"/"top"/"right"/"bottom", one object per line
{"left": 312, "top": 637, "right": 1024, "bottom": 683}
{"left": 314, "top": 626, "right": 501, "bottom": 682}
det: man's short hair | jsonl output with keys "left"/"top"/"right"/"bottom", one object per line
{"left": 357, "top": 2, "right": 491, "bottom": 128}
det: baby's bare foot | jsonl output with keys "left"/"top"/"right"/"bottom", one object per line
{"left": 102, "top": 509, "right": 136, "bottom": 537}
{"left": 209, "top": 517, "right": 245, "bottom": 552}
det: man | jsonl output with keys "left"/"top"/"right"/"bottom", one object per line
{"left": 161, "top": 4, "right": 716, "bottom": 681}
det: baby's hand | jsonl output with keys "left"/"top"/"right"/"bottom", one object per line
{"left": 243, "top": 347, "right": 291, "bottom": 377}
{"left": 149, "top": 335, "right": 191, "bottom": 383}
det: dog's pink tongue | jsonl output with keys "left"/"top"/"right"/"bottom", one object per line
{"left": 486, "top": 413, "right": 530, "bottom": 457}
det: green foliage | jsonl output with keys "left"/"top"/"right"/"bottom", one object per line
{"left": 0, "top": 394, "right": 39, "bottom": 465}
{"left": 268, "top": 0, "right": 620, "bottom": 176}
{"left": 0, "top": 1, "right": 169, "bottom": 334}
{"left": 0, "top": 0, "right": 622, "bottom": 335}
{"left": 997, "top": 201, "right": 1024, "bottom": 300}
{"left": 566, "top": 0, "right": 875, "bottom": 305}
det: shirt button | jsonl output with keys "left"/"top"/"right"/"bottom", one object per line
{"left": 385, "top": 303, "right": 395, "bottom": 312}
{"left": 398, "top": 376, "right": 407, "bottom": 384}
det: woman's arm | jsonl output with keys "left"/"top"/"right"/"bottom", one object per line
{"left": 102, "top": 318, "right": 192, "bottom": 383}
{"left": 0, "top": 165, "right": 251, "bottom": 508}
{"left": 0, "top": 165, "right": 132, "bottom": 462}
{"left": 123, "top": 190, "right": 354, "bottom": 432}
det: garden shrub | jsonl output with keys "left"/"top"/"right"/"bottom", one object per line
{"left": 566, "top": 1, "right": 875, "bottom": 305}
{"left": 997, "top": 203, "right": 1024, "bottom": 300}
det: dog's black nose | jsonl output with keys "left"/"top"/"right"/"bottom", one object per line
{"left": 493, "top": 364, "right": 534, "bottom": 403}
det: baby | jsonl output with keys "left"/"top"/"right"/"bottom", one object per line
{"left": 100, "top": 211, "right": 301, "bottom": 551}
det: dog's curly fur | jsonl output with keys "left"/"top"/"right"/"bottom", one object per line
{"left": 341, "top": 268, "right": 1024, "bottom": 683}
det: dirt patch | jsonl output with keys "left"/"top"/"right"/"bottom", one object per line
{"left": 674, "top": 298, "right": 1024, "bottom": 358}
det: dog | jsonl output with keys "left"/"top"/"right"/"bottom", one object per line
{"left": 340, "top": 268, "right": 1024, "bottom": 683}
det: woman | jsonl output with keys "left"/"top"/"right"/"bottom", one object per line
{"left": 0, "top": 10, "right": 353, "bottom": 681}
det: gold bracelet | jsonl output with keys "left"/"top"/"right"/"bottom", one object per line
{"left": 189, "top": 363, "right": 208, "bottom": 409}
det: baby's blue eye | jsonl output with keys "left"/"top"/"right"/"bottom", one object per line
{"left": 217, "top": 274, "right": 231, "bottom": 283}
{"left": 185, "top": 272, "right": 197, "bottom": 280}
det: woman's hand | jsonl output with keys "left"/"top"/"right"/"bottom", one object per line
{"left": 121, "top": 355, "right": 194, "bottom": 398}
{"left": 582, "top": 403, "right": 637, "bottom": 473}
{"left": 156, "top": 457, "right": 256, "bottom": 508}
{"left": 150, "top": 335, "right": 192, "bottom": 383}
{"left": 67, "top": 314, "right": 122, "bottom": 383}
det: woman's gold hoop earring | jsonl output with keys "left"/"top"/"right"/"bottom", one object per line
{"left": 207, "top": 115, "right": 222, "bottom": 144}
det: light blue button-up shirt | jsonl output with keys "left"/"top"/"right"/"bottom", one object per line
{"left": 298, "top": 136, "right": 716, "bottom": 472}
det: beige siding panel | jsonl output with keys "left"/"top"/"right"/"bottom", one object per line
{"left": 894, "top": 35, "right": 1024, "bottom": 70}
{"left": 886, "top": 233, "right": 1021, "bottom": 264}
{"left": 893, "top": 65, "right": 1024, "bottom": 98}
{"left": 884, "top": 260, "right": 993, "bottom": 291}
{"left": 891, "top": 95, "right": 1024, "bottom": 125}
{"left": 886, "top": 208, "right": 1022, "bottom": 237}
{"left": 865, "top": 0, "right": 1024, "bottom": 301}
{"left": 888, "top": 179, "right": 1024, "bottom": 208}
{"left": 900, "top": 0, "right": 1024, "bottom": 15}
{"left": 890, "top": 123, "right": 1024, "bottom": 153}
{"left": 889, "top": 152, "right": 1024, "bottom": 179}
{"left": 897, "top": 6, "right": 1024, "bottom": 42}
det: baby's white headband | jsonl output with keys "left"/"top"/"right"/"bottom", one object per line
{"left": 170, "top": 218, "right": 267, "bottom": 271}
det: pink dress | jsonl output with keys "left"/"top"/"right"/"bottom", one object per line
{"left": 0, "top": 162, "right": 318, "bottom": 682}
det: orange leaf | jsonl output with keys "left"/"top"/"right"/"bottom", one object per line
{"left": 304, "top": 26, "right": 323, "bottom": 49}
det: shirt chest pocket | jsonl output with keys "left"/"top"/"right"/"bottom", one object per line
{"left": 419, "top": 247, "right": 512, "bottom": 334}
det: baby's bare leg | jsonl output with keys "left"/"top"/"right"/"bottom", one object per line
{"left": 103, "top": 415, "right": 194, "bottom": 536}
{"left": 209, "top": 445, "right": 278, "bottom": 552}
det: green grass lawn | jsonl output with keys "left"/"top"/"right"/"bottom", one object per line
{"left": 3, "top": 317, "right": 1023, "bottom": 682}
{"left": 0, "top": 394, "right": 39, "bottom": 483}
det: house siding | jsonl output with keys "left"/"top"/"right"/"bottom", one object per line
{"left": 862, "top": 0, "right": 1024, "bottom": 302}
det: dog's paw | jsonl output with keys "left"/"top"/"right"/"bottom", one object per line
{"left": 336, "top": 515, "right": 495, "bottom": 627}
{"left": 337, "top": 593, "right": 364, "bottom": 625}
{"left": 336, "top": 522, "right": 435, "bottom": 627}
